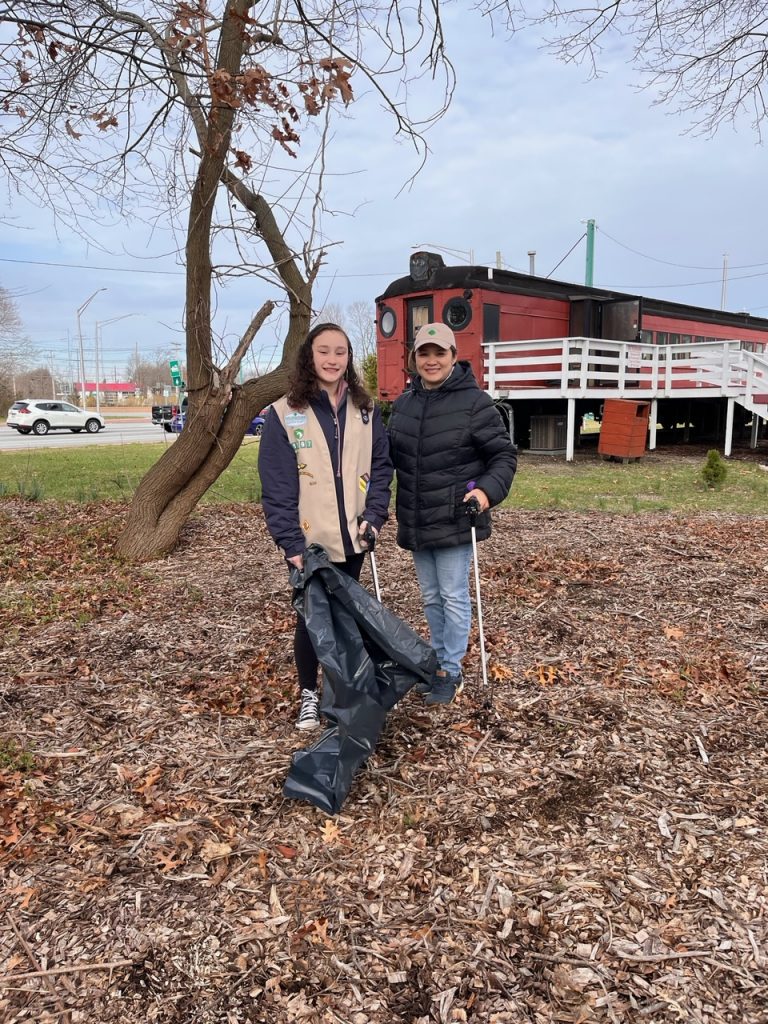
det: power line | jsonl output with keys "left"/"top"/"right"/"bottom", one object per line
{"left": 0, "top": 255, "right": 402, "bottom": 280}
{"left": 598, "top": 226, "right": 768, "bottom": 272}
{"left": 547, "top": 234, "right": 586, "bottom": 279}
{"left": 0, "top": 256, "right": 184, "bottom": 276}
{"left": 605, "top": 266, "right": 768, "bottom": 291}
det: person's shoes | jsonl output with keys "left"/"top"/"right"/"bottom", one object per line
{"left": 415, "top": 667, "right": 448, "bottom": 695}
{"left": 296, "top": 688, "right": 321, "bottom": 730}
{"left": 424, "top": 672, "right": 463, "bottom": 705}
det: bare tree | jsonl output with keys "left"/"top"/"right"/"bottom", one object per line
{"left": 315, "top": 300, "right": 375, "bottom": 365}
{"left": 346, "top": 299, "right": 376, "bottom": 361}
{"left": 125, "top": 351, "right": 179, "bottom": 394}
{"left": 494, "top": 1, "right": 768, "bottom": 135}
{"left": 0, "top": 2, "right": 457, "bottom": 559}
{"left": 0, "top": 285, "right": 35, "bottom": 409}
{"left": 315, "top": 303, "right": 347, "bottom": 329}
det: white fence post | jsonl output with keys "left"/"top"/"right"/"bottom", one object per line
{"left": 724, "top": 398, "right": 735, "bottom": 457}
{"left": 566, "top": 397, "right": 576, "bottom": 462}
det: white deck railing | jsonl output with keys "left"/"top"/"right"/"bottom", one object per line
{"left": 483, "top": 337, "right": 764, "bottom": 400}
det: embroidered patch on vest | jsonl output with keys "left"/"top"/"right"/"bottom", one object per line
{"left": 285, "top": 412, "right": 307, "bottom": 428}
{"left": 359, "top": 472, "right": 370, "bottom": 493}
{"left": 361, "top": 408, "right": 370, "bottom": 424}
{"left": 291, "top": 439, "right": 313, "bottom": 450}
{"left": 293, "top": 428, "right": 304, "bottom": 439}
{"left": 302, "top": 519, "right": 311, "bottom": 533}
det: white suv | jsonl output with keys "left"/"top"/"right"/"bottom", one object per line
{"left": 6, "top": 400, "right": 106, "bottom": 436}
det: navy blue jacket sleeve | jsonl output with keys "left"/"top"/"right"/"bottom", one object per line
{"left": 258, "top": 407, "right": 305, "bottom": 558}
{"left": 362, "top": 405, "right": 394, "bottom": 532}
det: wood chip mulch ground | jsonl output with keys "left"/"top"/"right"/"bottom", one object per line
{"left": 0, "top": 498, "right": 766, "bottom": 1024}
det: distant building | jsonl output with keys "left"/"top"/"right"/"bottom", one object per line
{"left": 75, "top": 381, "right": 140, "bottom": 405}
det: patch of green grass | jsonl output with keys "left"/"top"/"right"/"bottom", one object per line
{"left": 0, "top": 441, "right": 262, "bottom": 504}
{"left": 505, "top": 455, "right": 768, "bottom": 515}
{"left": 0, "top": 739, "right": 36, "bottom": 773}
{"left": 1, "top": 440, "right": 766, "bottom": 513}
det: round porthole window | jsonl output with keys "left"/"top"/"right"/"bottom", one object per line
{"left": 443, "top": 297, "right": 472, "bottom": 331}
{"left": 379, "top": 306, "right": 396, "bottom": 338}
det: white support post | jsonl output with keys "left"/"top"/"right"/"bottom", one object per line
{"left": 561, "top": 337, "right": 570, "bottom": 390}
{"left": 751, "top": 411, "right": 760, "bottom": 449}
{"left": 566, "top": 397, "right": 576, "bottom": 462}
{"left": 649, "top": 398, "right": 658, "bottom": 450}
{"left": 487, "top": 343, "right": 496, "bottom": 394}
{"left": 579, "top": 337, "right": 589, "bottom": 393}
{"left": 724, "top": 397, "right": 735, "bottom": 457}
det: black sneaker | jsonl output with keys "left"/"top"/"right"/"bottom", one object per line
{"left": 415, "top": 667, "right": 448, "bottom": 696}
{"left": 424, "top": 673, "right": 463, "bottom": 705}
{"left": 295, "top": 688, "right": 321, "bottom": 730}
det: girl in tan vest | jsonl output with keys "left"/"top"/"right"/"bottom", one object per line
{"left": 259, "top": 323, "right": 393, "bottom": 730}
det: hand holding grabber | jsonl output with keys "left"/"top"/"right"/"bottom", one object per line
{"left": 359, "top": 518, "right": 381, "bottom": 602}
{"left": 464, "top": 488, "right": 489, "bottom": 693}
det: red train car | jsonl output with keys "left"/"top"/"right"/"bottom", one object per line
{"left": 375, "top": 251, "right": 768, "bottom": 450}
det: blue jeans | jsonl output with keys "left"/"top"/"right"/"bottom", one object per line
{"left": 412, "top": 545, "right": 472, "bottom": 679}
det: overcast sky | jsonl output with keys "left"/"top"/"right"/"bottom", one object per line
{"left": 3, "top": 9, "right": 767, "bottom": 382}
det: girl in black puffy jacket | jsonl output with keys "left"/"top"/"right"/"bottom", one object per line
{"left": 388, "top": 322, "right": 517, "bottom": 704}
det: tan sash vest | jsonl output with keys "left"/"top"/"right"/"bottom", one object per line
{"left": 272, "top": 395, "right": 373, "bottom": 562}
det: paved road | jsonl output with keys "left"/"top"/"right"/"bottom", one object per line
{"left": 0, "top": 420, "right": 175, "bottom": 452}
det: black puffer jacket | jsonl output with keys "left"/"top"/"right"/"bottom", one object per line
{"left": 388, "top": 361, "right": 517, "bottom": 551}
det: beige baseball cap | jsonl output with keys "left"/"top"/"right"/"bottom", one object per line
{"left": 413, "top": 322, "right": 456, "bottom": 351}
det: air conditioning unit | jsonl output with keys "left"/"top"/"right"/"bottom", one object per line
{"left": 529, "top": 414, "right": 567, "bottom": 453}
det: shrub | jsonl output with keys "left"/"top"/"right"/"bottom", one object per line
{"left": 701, "top": 449, "right": 727, "bottom": 489}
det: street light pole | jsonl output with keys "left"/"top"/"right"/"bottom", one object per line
{"left": 76, "top": 288, "right": 106, "bottom": 406}
{"left": 95, "top": 313, "right": 136, "bottom": 413}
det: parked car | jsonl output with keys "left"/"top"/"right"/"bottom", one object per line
{"left": 6, "top": 400, "right": 106, "bottom": 436}
{"left": 151, "top": 403, "right": 180, "bottom": 425}
{"left": 164, "top": 412, "right": 265, "bottom": 436}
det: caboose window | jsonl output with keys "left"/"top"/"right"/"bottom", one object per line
{"left": 379, "top": 307, "right": 396, "bottom": 338}
{"left": 483, "top": 303, "right": 500, "bottom": 343}
{"left": 443, "top": 297, "right": 472, "bottom": 331}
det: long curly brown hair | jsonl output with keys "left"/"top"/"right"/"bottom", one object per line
{"left": 286, "top": 322, "right": 373, "bottom": 411}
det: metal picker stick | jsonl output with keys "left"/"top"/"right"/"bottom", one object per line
{"left": 362, "top": 523, "right": 382, "bottom": 602}
{"left": 465, "top": 495, "right": 489, "bottom": 690}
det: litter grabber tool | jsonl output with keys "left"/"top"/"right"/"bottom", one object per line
{"left": 465, "top": 486, "right": 489, "bottom": 695}
{"left": 359, "top": 519, "right": 381, "bottom": 602}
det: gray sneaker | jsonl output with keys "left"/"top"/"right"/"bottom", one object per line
{"left": 296, "top": 688, "right": 321, "bottom": 730}
{"left": 424, "top": 673, "right": 463, "bottom": 705}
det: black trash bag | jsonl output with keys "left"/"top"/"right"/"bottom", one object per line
{"left": 283, "top": 544, "right": 437, "bottom": 814}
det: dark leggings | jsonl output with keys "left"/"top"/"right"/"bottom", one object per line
{"left": 294, "top": 552, "right": 366, "bottom": 691}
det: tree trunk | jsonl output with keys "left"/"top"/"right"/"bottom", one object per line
{"left": 116, "top": 0, "right": 313, "bottom": 562}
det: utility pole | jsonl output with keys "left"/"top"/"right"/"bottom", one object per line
{"left": 585, "top": 219, "right": 596, "bottom": 286}
{"left": 95, "top": 313, "right": 135, "bottom": 413}
{"left": 721, "top": 252, "right": 728, "bottom": 310}
{"left": 76, "top": 288, "right": 106, "bottom": 406}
